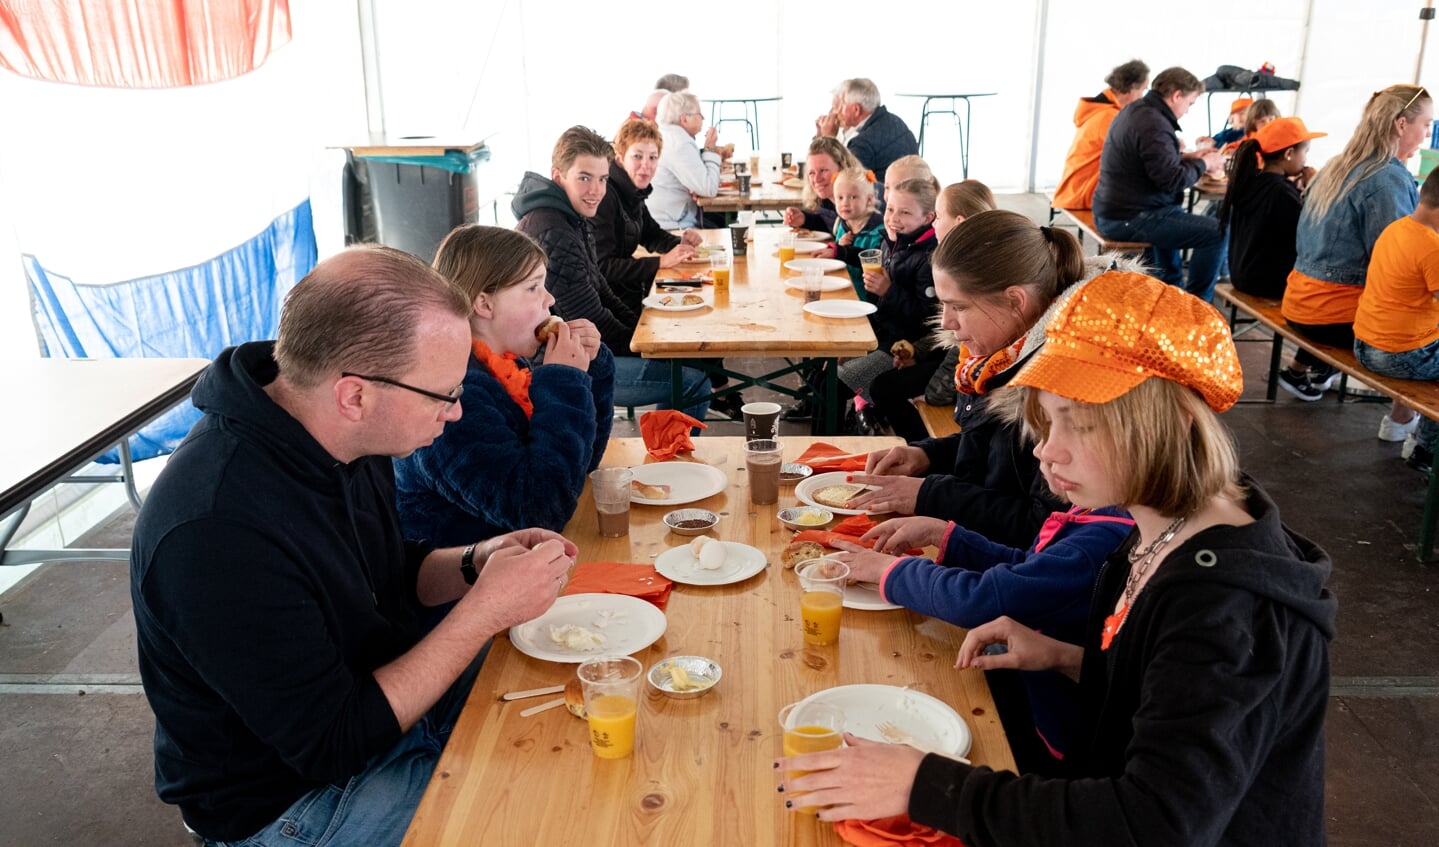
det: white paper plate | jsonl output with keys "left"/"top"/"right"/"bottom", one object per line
{"left": 791, "top": 229, "right": 833, "bottom": 242}
{"left": 783, "top": 178, "right": 805, "bottom": 189}
{"left": 797, "top": 684, "right": 971, "bottom": 757}
{"left": 804, "top": 300, "right": 877, "bottom": 318}
{"left": 794, "top": 471, "right": 881, "bottom": 516}
{"left": 844, "top": 582, "right": 903, "bottom": 611}
{"left": 791, "top": 241, "right": 827, "bottom": 254}
{"left": 784, "top": 277, "right": 852, "bottom": 293}
{"left": 654, "top": 541, "right": 768, "bottom": 586}
{"left": 509, "top": 594, "right": 667, "bottom": 663}
{"left": 785, "top": 258, "right": 847, "bottom": 273}
{"left": 642, "top": 294, "right": 710, "bottom": 312}
{"left": 629, "top": 462, "right": 729, "bottom": 506}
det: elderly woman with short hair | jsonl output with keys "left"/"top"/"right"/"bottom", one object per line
{"left": 647, "top": 90, "right": 724, "bottom": 229}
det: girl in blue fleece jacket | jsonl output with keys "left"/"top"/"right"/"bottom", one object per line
{"left": 833, "top": 505, "right": 1131, "bottom": 763}
{"left": 395, "top": 226, "right": 615, "bottom": 547}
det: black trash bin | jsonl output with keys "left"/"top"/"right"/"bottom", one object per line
{"left": 343, "top": 143, "right": 489, "bottom": 262}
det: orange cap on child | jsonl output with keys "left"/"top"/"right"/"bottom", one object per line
{"left": 1254, "top": 116, "right": 1327, "bottom": 154}
{"left": 1011, "top": 271, "right": 1244, "bottom": 412}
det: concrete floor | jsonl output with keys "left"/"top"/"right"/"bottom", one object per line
{"left": 3, "top": 194, "right": 1438, "bottom": 845}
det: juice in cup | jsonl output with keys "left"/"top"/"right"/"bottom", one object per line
{"left": 859, "top": 248, "right": 883, "bottom": 274}
{"left": 577, "top": 656, "right": 642, "bottom": 759}
{"left": 779, "top": 232, "right": 797, "bottom": 265}
{"left": 778, "top": 701, "right": 845, "bottom": 815}
{"left": 797, "top": 558, "right": 848, "bottom": 646}
{"left": 710, "top": 250, "right": 732, "bottom": 294}
{"left": 800, "top": 590, "right": 843, "bottom": 645}
{"left": 586, "top": 694, "right": 637, "bottom": 759}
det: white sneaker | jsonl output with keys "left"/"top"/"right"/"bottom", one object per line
{"left": 1379, "top": 415, "right": 1420, "bottom": 442}
{"left": 1403, "top": 432, "right": 1420, "bottom": 460}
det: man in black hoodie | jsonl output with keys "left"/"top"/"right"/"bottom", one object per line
{"left": 513, "top": 125, "right": 710, "bottom": 422}
{"left": 130, "top": 246, "right": 577, "bottom": 845}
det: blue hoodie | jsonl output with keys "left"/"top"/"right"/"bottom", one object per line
{"left": 879, "top": 506, "right": 1133, "bottom": 756}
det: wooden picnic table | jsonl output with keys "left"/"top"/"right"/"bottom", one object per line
{"left": 402, "top": 436, "right": 1016, "bottom": 846}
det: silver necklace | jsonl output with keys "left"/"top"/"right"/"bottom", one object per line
{"left": 1123, "top": 515, "right": 1187, "bottom": 607}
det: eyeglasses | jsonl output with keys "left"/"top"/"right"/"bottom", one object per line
{"left": 341, "top": 372, "right": 464, "bottom": 405}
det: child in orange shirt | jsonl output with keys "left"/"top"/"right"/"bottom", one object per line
{"left": 1353, "top": 168, "right": 1439, "bottom": 472}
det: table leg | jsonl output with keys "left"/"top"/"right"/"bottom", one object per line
{"left": 960, "top": 96, "right": 973, "bottom": 179}
{"left": 823, "top": 358, "right": 839, "bottom": 435}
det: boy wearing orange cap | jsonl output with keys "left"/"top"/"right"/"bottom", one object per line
{"left": 776, "top": 270, "right": 1335, "bottom": 846}
{"left": 1354, "top": 168, "right": 1439, "bottom": 472}
{"left": 1207, "top": 96, "right": 1253, "bottom": 148}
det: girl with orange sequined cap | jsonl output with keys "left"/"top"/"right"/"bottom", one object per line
{"left": 776, "top": 270, "right": 1336, "bottom": 846}
{"left": 394, "top": 225, "right": 616, "bottom": 547}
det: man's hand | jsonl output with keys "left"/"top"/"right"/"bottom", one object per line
{"left": 659, "top": 243, "right": 697, "bottom": 269}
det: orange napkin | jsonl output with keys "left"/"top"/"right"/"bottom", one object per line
{"left": 796, "top": 442, "right": 869, "bottom": 472}
{"left": 794, "top": 514, "right": 921, "bottom": 556}
{"left": 834, "top": 816, "right": 967, "bottom": 847}
{"left": 640, "top": 410, "right": 708, "bottom": 460}
{"left": 562, "top": 562, "right": 674, "bottom": 611}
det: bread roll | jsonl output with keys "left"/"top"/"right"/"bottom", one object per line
{"left": 890, "top": 340, "right": 915, "bottom": 363}
{"left": 535, "top": 316, "right": 563, "bottom": 344}
{"left": 781, "top": 540, "right": 828, "bottom": 569}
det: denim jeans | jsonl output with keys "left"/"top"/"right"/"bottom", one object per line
{"left": 611, "top": 355, "right": 712, "bottom": 422}
{"left": 205, "top": 654, "right": 484, "bottom": 847}
{"left": 1355, "top": 338, "right": 1439, "bottom": 451}
{"left": 1096, "top": 205, "right": 1228, "bottom": 301}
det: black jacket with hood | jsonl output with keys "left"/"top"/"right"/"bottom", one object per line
{"left": 130, "top": 342, "right": 430, "bottom": 841}
{"left": 909, "top": 478, "right": 1336, "bottom": 847}
{"left": 593, "top": 159, "right": 682, "bottom": 317}
{"left": 513, "top": 171, "right": 639, "bottom": 354}
{"left": 1092, "top": 89, "right": 1207, "bottom": 221}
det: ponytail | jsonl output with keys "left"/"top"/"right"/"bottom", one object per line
{"left": 934, "top": 210, "right": 1085, "bottom": 305}
{"left": 1218, "top": 138, "right": 1264, "bottom": 231}
{"left": 1037, "top": 225, "right": 1086, "bottom": 296}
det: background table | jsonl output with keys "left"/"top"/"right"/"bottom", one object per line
{"left": 896, "top": 92, "right": 996, "bottom": 177}
{"left": 631, "top": 229, "right": 878, "bottom": 433}
{"left": 403, "top": 436, "right": 1016, "bottom": 847}
{"left": 0, "top": 357, "right": 210, "bottom": 567}
{"left": 703, "top": 96, "right": 783, "bottom": 149}
{"left": 698, "top": 179, "right": 804, "bottom": 214}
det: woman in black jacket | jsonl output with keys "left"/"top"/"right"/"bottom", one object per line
{"left": 593, "top": 118, "right": 703, "bottom": 316}
{"left": 778, "top": 271, "right": 1335, "bottom": 847}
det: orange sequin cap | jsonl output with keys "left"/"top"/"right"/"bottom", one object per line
{"left": 1012, "top": 271, "right": 1244, "bottom": 412}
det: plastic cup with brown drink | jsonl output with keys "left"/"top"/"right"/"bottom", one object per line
{"left": 859, "top": 248, "right": 883, "bottom": 275}
{"left": 577, "top": 656, "right": 642, "bottom": 759}
{"left": 589, "top": 467, "right": 633, "bottom": 537}
{"left": 709, "top": 248, "right": 731, "bottom": 294}
{"left": 745, "top": 438, "right": 783, "bottom": 505}
{"left": 741, "top": 401, "right": 781, "bottom": 440}
{"left": 802, "top": 268, "right": 823, "bottom": 303}
{"left": 778, "top": 231, "right": 797, "bottom": 266}
{"left": 797, "top": 558, "right": 848, "bottom": 646}
{"left": 778, "top": 700, "right": 846, "bottom": 814}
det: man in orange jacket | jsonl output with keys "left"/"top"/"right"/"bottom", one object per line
{"left": 1053, "top": 60, "right": 1150, "bottom": 210}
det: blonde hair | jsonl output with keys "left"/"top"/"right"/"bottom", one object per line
{"left": 832, "top": 167, "right": 876, "bottom": 199}
{"left": 802, "top": 136, "right": 859, "bottom": 211}
{"left": 433, "top": 225, "right": 547, "bottom": 304}
{"left": 1304, "top": 84, "right": 1429, "bottom": 221}
{"left": 939, "top": 180, "right": 997, "bottom": 220}
{"left": 886, "top": 177, "right": 939, "bottom": 214}
{"left": 885, "top": 155, "right": 939, "bottom": 192}
{"left": 1021, "top": 378, "right": 1244, "bottom": 516}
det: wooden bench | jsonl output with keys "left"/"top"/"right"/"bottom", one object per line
{"left": 1056, "top": 208, "right": 1152, "bottom": 257}
{"left": 1214, "top": 283, "right": 1439, "bottom": 560}
{"left": 912, "top": 397, "right": 960, "bottom": 438}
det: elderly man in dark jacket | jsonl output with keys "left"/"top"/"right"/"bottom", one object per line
{"left": 513, "top": 125, "right": 709, "bottom": 421}
{"left": 821, "top": 78, "right": 919, "bottom": 204}
{"left": 1092, "top": 66, "right": 1227, "bottom": 300}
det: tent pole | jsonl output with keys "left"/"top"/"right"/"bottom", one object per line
{"left": 1418, "top": 0, "right": 1435, "bottom": 84}
{"left": 1026, "top": 0, "right": 1050, "bottom": 193}
{"left": 356, "top": 0, "right": 386, "bottom": 143}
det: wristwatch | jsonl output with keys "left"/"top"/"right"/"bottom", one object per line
{"left": 460, "top": 543, "right": 479, "bottom": 585}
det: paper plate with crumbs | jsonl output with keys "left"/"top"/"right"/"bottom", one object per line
{"left": 509, "top": 594, "right": 667, "bottom": 663}
{"left": 796, "top": 684, "right": 970, "bottom": 757}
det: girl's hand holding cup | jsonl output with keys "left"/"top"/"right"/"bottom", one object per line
{"left": 862, "top": 266, "right": 892, "bottom": 297}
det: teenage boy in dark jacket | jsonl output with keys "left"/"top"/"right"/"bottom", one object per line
{"left": 130, "top": 247, "right": 577, "bottom": 845}
{"left": 514, "top": 126, "right": 708, "bottom": 421}
{"left": 1093, "top": 66, "right": 1228, "bottom": 300}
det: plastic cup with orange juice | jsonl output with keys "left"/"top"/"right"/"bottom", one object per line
{"left": 709, "top": 248, "right": 731, "bottom": 294}
{"left": 779, "top": 231, "right": 797, "bottom": 265}
{"left": 797, "top": 558, "right": 848, "bottom": 646}
{"left": 778, "top": 700, "right": 846, "bottom": 814}
{"left": 577, "top": 656, "right": 642, "bottom": 759}
{"left": 859, "top": 248, "right": 883, "bottom": 274}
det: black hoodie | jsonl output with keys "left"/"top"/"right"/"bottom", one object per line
{"left": 908, "top": 477, "right": 1336, "bottom": 846}
{"left": 130, "top": 342, "right": 431, "bottom": 841}
{"left": 512, "top": 171, "right": 639, "bottom": 354}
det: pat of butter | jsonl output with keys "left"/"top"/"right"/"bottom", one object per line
{"left": 668, "top": 665, "right": 704, "bottom": 691}
{"left": 795, "top": 511, "right": 827, "bottom": 526}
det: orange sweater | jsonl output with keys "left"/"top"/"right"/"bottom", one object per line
{"left": 1053, "top": 90, "right": 1121, "bottom": 210}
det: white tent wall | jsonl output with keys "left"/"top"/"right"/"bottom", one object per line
{"left": 3, "top": 2, "right": 1439, "bottom": 362}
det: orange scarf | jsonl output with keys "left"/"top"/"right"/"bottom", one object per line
{"left": 954, "top": 336, "right": 1026, "bottom": 396}
{"left": 471, "top": 339, "right": 533, "bottom": 418}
